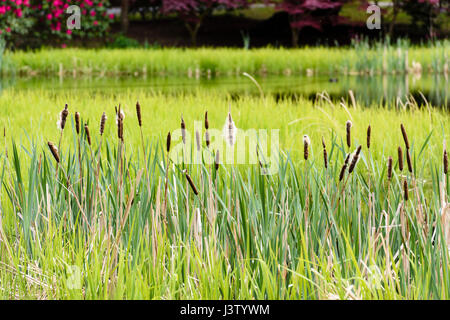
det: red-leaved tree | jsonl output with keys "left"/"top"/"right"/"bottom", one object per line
{"left": 277, "top": 0, "right": 348, "bottom": 47}
{"left": 162, "top": 0, "right": 248, "bottom": 46}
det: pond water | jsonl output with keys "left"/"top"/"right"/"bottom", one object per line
{"left": 1, "top": 74, "right": 448, "bottom": 107}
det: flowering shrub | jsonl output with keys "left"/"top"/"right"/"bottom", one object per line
{"left": 0, "top": 0, "right": 114, "bottom": 45}
{"left": 0, "top": 0, "right": 34, "bottom": 40}
{"left": 36, "top": 0, "right": 114, "bottom": 40}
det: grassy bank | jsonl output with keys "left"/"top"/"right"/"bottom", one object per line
{"left": 3, "top": 40, "right": 449, "bottom": 77}
{"left": 0, "top": 91, "right": 449, "bottom": 299}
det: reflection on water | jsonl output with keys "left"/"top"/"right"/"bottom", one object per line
{"left": 0, "top": 74, "right": 448, "bottom": 107}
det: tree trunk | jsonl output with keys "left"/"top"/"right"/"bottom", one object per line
{"left": 121, "top": 0, "right": 130, "bottom": 34}
{"left": 185, "top": 23, "right": 201, "bottom": 47}
{"left": 291, "top": 27, "right": 299, "bottom": 48}
{"left": 388, "top": 0, "right": 399, "bottom": 38}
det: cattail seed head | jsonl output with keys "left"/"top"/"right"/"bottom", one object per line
{"left": 185, "top": 172, "right": 198, "bottom": 195}
{"left": 339, "top": 153, "right": 351, "bottom": 181}
{"left": 215, "top": 150, "right": 220, "bottom": 171}
{"left": 205, "top": 131, "right": 210, "bottom": 148}
{"left": 116, "top": 106, "right": 124, "bottom": 141}
{"left": 348, "top": 145, "right": 362, "bottom": 174}
{"left": 322, "top": 137, "right": 328, "bottom": 169}
{"left": 398, "top": 147, "right": 404, "bottom": 171}
{"left": 84, "top": 123, "right": 91, "bottom": 146}
{"left": 403, "top": 180, "right": 408, "bottom": 201}
{"left": 406, "top": 149, "right": 413, "bottom": 173}
{"left": 100, "top": 112, "right": 107, "bottom": 136}
{"left": 344, "top": 152, "right": 351, "bottom": 166}
{"left": 136, "top": 101, "right": 142, "bottom": 127}
{"left": 181, "top": 115, "right": 186, "bottom": 145}
{"left": 303, "top": 135, "right": 310, "bottom": 161}
{"left": 366, "top": 125, "right": 371, "bottom": 149}
{"left": 75, "top": 112, "right": 80, "bottom": 135}
{"left": 223, "top": 111, "right": 237, "bottom": 147}
{"left": 387, "top": 156, "right": 393, "bottom": 181}
{"left": 346, "top": 120, "right": 352, "bottom": 148}
{"left": 57, "top": 104, "right": 69, "bottom": 131}
{"left": 401, "top": 124, "right": 410, "bottom": 150}
{"left": 444, "top": 149, "right": 448, "bottom": 175}
{"left": 205, "top": 111, "right": 209, "bottom": 130}
{"left": 47, "top": 141, "right": 60, "bottom": 163}
{"left": 166, "top": 132, "right": 171, "bottom": 153}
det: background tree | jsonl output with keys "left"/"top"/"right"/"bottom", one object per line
{"left": 400, "top": 0, "right": 446, "bottom": 39}
{"left": 121, "top": 0, "right": 130, "bottom": 33}
{"left": 162, "top": 0, "right": 249, "bottom": 47}
{"left": 277, "top": 0, "right": 348, "bottom": 48}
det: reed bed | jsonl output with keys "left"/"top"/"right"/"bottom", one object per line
{"left": 1, "top": 89, "right": 449, "bottom": 166}
{"left": 4, "top": 40, "right": 448, "bottom": 77}
{"left": 0, "top": 94, "right": 449, "bottom": 299}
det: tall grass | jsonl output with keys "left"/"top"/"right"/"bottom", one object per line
{"left": 4, "top": 40, "right": 448, "bottom": 77}
{"left": 0, "top": 94, "right": 449, "bottom": 299}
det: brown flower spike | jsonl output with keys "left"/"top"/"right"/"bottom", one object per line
{"left": 48, "top": 141, "right": 60, "bottom": 163}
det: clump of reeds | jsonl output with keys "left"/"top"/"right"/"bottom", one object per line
{"left": 346, "top": 120, "right": 352, "bottom": 149}
{"left": 303, "top": 135, "right": 310, "bottom": 161}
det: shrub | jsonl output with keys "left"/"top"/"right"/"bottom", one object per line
{"left": 34, "top": 0, "right": 115, "bottom": 41}
{"left": 0, "top": 0, "right": 35, "bottom": 45}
